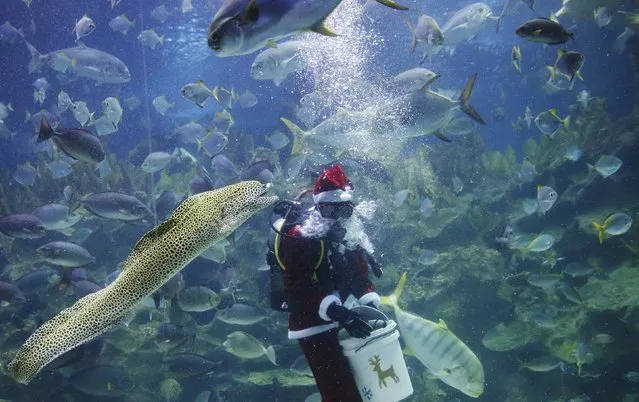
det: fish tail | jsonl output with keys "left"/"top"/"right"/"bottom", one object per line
{"left": 57, "top": 267, "right": 72, "bottom": 290}
{"left": 374, "top": 0, "right": 408, "bottom": 11}
{"left": 280, "top": 117, "right": 308, "bottom": 156}
{"left": 25, "top": 40, "right": 43, "bottom": 74}
{"left": 592, "top": 222, "right": 605, "bottom": 244}
{"left": 403, "top": 17, "right": 416, "bottom": 53}
{"left": 265, "top": 345, "right": 277, "bottom": 365}
{"left": 37, "top": 117, "right": 55, "bottom": 143}
{"left": 380, "top": 272, "right": 407, "bottom": 307}
{"left": 458, "top": 73, "right": 485, "bottom": 125}
{"left": 433, "top": 129, "right": 452, "bottom": 143}
{"left": 563, "top": 115, "right": 571, "bottom": 131}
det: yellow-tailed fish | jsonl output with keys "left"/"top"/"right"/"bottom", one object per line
{"left": 381, "top": 272, "right": 485, "bottom": 398}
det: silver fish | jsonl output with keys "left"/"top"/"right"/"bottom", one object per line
{"left": 207, "top": 0, "right": 407, "bottom": 57}
{"left": 441, "top": 3, "right": 495, "bottom": 48}
{"left": 381, "top": 273, "right": 484, "bottom": 397}
{"left": 250, "top": 40, "right": 307, "bottom": 86}
{"left": 26, "top": 41, "right": 131, "bottom": 84}
{"left": 404, "top": 14, "right": 444, "bottom": 63}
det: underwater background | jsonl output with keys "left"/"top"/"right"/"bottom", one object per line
{"left": 0, "top": 0, "right": 639, "bottom": 401}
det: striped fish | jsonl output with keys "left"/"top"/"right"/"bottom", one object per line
{"left": 381, "top": 272, "right": 485, "bottom": 398}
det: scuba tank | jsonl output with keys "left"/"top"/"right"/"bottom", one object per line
{"left": 266, "top": 190, "right": 314, "bottom": 312}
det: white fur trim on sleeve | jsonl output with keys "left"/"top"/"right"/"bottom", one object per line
{"left": 318, "top": 295, "right": 341, "bottom": 322}
{"left": 359, "top": 292, "right": 380, "bottom": 308}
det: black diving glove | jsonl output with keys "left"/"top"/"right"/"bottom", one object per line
{"left": 326, "top": 303, "right": 373, "bottom": 339}
{"left": 365, "top": 252, "right": 383, "bottom": 278}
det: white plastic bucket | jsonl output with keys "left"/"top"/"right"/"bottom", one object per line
{"left": 339, "top": 318, "right": 413, "bottom": 402}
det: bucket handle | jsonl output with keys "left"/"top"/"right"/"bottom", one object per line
{"left": 355, "top": 319, "right": 393, "bottom": 353}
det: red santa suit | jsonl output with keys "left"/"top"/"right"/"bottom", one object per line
{"left": 276, "top": 165, "right": 380, "bottom": 402}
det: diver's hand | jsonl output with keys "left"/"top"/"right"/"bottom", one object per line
{"left": 326, "top": 304, "right": 373, "bottom": 339}
{"left": 365, "top": 253, "right": 383, "bottom": 278}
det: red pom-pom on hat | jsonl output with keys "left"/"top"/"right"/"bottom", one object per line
{"left": 313, "top": 164, "right": 354, "bottom": 204}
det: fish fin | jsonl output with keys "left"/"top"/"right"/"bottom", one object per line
{"left": 419, "top": 50, "right": 428, "bottom": 64}
{"left": 549, "top": 12, "right": 558, "bottom": 22}
{"left": 458, "top": 73, "right": 485, "bottom": 124}
{"left": 592, "top": 222, "right": 605, "bottom": 244}
{"left": 380, "top": 272, "right": 407, "bottom": 307}
{"left": 241, "top": 0, "right": 259, "bottom": 25}
{"left": 374, "top": 0, "right": 408, "bottom": 11}
{"left": 152, "top": 292, "right": 162, "bottom": 309}
{"left": 310, "top": 20, "right": 339, "bottom": 37}
{"left": 211, "top": 86, "right": 220, "bottom": 102}
{"left": 562, "top": 115, "right": 571, "bottom": 131}
{"left": 37, "top": 117, "right": 55, "bottom": 143}
{"left": 280, "top": 54, "right": 297, "bottom": 67}
{"left": 557, "top": 48, "right": 567, "bottom": 58}
{"left": 575, "top": 71, "right": 584, "bottom": 81}
{"left": 569, "top": 32, "right": 575, "bottom": 41}
{"left": 265, "top": 39, "right": 278, "bottom": 49}
{"left": 280, "top": 117, "right": 308, "bottom": 156}
{"left": 403, "top": 17, "right": 416, "bottom": 53}
{"left": 25, "top": 40, "right": 43, "bottom": 74}
{"left": 437, "top": 319, "right": 448, "bottom": 330}
{"left": 57, "top": 267, "right": 72, "bottom": 290}
{"left": 159, "top": 35, "right": 164, "bottom": 45}
{"left": 432, "top": 129, "right": 452, "bottom": 143}
{"left": 265, "top": 345, "right": 277, "bottom": 365}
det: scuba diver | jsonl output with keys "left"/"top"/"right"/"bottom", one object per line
{"left": 266, "top": 164, "right": 383, "bottom": 402}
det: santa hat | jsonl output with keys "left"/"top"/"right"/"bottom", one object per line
{"left": 313, "top": 164, "right": 354, "bottom": 204}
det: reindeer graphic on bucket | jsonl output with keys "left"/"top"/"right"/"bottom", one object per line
{"left": 369, "top": 354, "right": 400, "bottom": 389}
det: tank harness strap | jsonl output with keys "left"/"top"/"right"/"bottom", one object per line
{"left": 274, "top": 231, "right": 325, "bottom": 283}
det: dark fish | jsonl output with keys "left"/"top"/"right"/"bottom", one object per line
{"left": 72, "top": 279, "right": 103, "bottom": 298}
{"left": 189, "top": 175, "right": 214, "bottom": 195}
{"left": 0, "top": 281, "right": 26, "bottom": 306}
{"left": 240, "top": 160, "right": 273, "bottom": 181}
{"left": 44, "top": 337, "right": 105, "bottom": 371}
{"left": 71, "top": 267, "right": 88, "bottom": 282}
{"left": 162, "top": 353, "right": 223, "bottom": 378}
{"left": 152, "top": 272, "right": 185, "bottom": 308}
{"left": 14, "top": 269, "right": 58, "bottom": 294}
{"left": 155, "top": 323, "right": 195, "bottom": 349}
{"left": 82, "top": 192, "right": 152, "bottom": 221}
{"left": 67, "top": 365, "right": 133, "bottom": 397}
{"left": 0, "top": 213, "right": 46, "bottom": 239}
{"left": 37, "top": 117, "right": 105, "bottom": 163}
{"left": 212, "top": 154, "right": 239, "bottom": 181}
{"left": 155, "top": 189, "right": 178, "bottom": 219}
{"left": 553, "top": 49, "right": 585, "bottom": 81}
{"left": 515, "top": 18, "right": 574, "bottom": 45}
{"left": 37, "top": 241, "right": 95, "bottom": 267}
